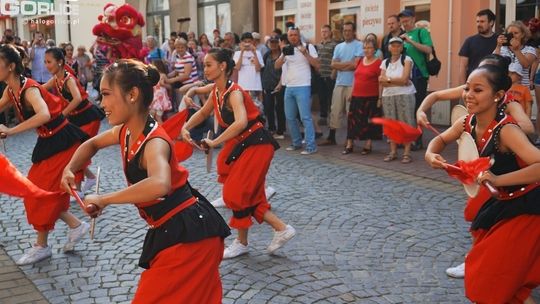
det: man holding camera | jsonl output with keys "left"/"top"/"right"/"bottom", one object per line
{"left": 458, "top": 9, "right": 497, "bottom": 84}
{"left": 29, "top": 31, "right": 51, "bottom": 84}
{"left": 275, "top": 26, "right": 320, "bottom": 155}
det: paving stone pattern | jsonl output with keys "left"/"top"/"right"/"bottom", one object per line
{"left": 0, "top": 123, "right": 537, "bottom": 303}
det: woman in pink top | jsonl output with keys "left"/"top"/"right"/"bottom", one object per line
{"left": 199, "top": 33, "right": 212, "bottom": 55}
{"left": 343, "top": 40, "right": 382, "bottom": 154}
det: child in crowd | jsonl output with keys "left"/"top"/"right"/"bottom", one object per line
{"left": 507, "top": 62, "right": 533, "bottom": 117}
{"left": 150, "top": 60, "right": 172, "bottom": 123}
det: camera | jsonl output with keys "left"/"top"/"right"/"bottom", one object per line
{"left": 503, "top": 32, "right": 513, "bottom": 46}
{"left": 282, "top": 44, "right": 295, "bottom": 56}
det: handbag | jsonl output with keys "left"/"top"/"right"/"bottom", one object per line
{"left": 417, "top": 29, "right": 441, "bottom": 77}
{"left": 426, "top": 46, "right": 441, "bottom": 76}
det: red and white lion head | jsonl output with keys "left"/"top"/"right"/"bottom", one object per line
{"left": 92, "top": 3, "right": 145, "bottom": 60}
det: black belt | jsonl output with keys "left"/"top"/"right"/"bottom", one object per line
{"left": 140, "top": 184, "right": 193, "bottom": 221}
{"left": 44, "top": 114, "right": 66, "bottom": 130}
{"left": 74, "top": 99, "right": 89, "bottom": 111}
{"left": 225, "top": 119, "right": 279, "bottom": 164}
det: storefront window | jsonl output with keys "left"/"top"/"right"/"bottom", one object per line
{"left": 275, "top": 0, "right": 297, "bottom": 11}
{"left": 198, "top": 0, "right": 231, "bottom": 39}
{"left": 275, "top": 15, "right": 296, "bottom": 32}
{"left": 494, "top": 0, "right": 540, "bottom": 33}
{"left": 217, "top": 3, "right": 231, "bottom": 34}
{"left": 516, "top": 0, "right": 540, "bottom": 24}
{"left": 329, "top": 7, "right": 358, "bottom": 41}
{"left": 27, "top": 16, "right": 55, "bottom": 41}
{"left": 147, "top": 0, "right": 170, "bottom": 45}
{"left": 148, "top": 0, "right": 169, "bottom": 11}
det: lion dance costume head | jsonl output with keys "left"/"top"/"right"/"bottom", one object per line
{"left": 92, "top": 3, "right": 145, "bottom": 60}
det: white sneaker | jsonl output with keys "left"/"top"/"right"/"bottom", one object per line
{"left": 265, "top": 186, "right": 276, "bottom": 200}
{"left": 223, "top": 239, "right": 249, "bottom": 259}
{"left": 446, "top": 262, "right": 465, "bottom": 278}
{"left": 81, "top": 177, "right": 97, "bottom": 194}
{"left": 63, "top": 221, "right": 90, "bottom": 252}
{"left": 286, "top": 145, "right": 302, "bottom": 151}
{"left": 16, "top": 245, "right": 52, "bottom": 265}
{"left": 210, "top": 197, "right": 226, "bottom": 208}
{"left": 267, "top": 224, "right": 296, "bottom": 254}
{"left": 300, "top": 149, "right": 317, "bottom": 155}
{"left": 273, "top": 134, "right": 285, "bottom": 140}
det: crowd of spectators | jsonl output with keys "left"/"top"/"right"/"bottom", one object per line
{"left": 3, "top": 7, "right": 540, "bottom": 153}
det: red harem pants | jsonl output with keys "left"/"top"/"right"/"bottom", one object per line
{"left": 464, "top": 186, "right": 491, "bottom": 222}
{"left": 24, "top": 143, "right": 83, "bottom": 231}
{"left": 465, "top": 215, "right": 540, "bottom": 303}
{"left": 132, "top": 237, "right": 224, "bottom": 304}
{"left": 217, "top": 141, "right": 274, "bottom": 229}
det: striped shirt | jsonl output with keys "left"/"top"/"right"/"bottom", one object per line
{"left": 317, "top": 39, "right": 337, "bottom": 78}
{"left": 173, "top": 52, "right": 199, "bottom": 84}
{"left": 500, "top": 45, "right": 537, "bottom": 86}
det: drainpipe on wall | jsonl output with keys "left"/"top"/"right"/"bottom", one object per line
{"left": 67, "top": 2, "right": 72, "bottom": 43}
{"left": 447, "top": 0, "right": 453, "bottom": 88}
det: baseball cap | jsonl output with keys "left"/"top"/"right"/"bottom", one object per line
{"left": 241, "top": 32, "right": 253, "bottom": 41}
{"left": 389, "top": 37, "right": 404, "bottom": 44}
{"left": 269, "top": 35, "right": 279, "bottom": 42}
{"left": 252, "top": 32, "right": 261, "bottom": 40}
{"left": 398, "top": 9, "right": 415, "bottom": 18}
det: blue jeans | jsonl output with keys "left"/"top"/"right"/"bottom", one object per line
{"left": 284, "top": 86, "right": 316, "bottom": 152}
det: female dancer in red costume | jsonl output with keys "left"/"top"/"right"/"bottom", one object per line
{"left": 418, "top": 54, "right": 534, "bottom": 278}
{"left": 181, "top": 48, "right": 296, "bottom": 259}
{"left": 0, "top": 44, "right": 89, "bottom": 265}
{"left": 426, "top": 64, "right": 540, "bottom": 303}
{"left": 61, "top": 59, "right": 230, "bottom": 303}
{"left": 43, "top": 47, "right": 105, "bottom": 195}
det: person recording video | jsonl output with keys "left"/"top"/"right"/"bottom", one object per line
{"left": 274, "top": 24, "right": 320, "bottom": 155}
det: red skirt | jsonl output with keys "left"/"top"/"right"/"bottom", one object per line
{"left": 132, "top": 237, "right": 224, "bottom": 304}
{"left": 79, "top": 119, "right": 101, "bottom": 138}
{"left": 465, "top": 215, "right": 540, "bottom": 303}
{"left": 217, "top": 141, "right": 273, "bottom": 229}
{"left": 24, "top": 143, "right": 83, "bottom": 231}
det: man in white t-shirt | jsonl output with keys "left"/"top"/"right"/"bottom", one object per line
{"left": 275, "top": 26, "right": 320, "bottom": 155}
{"left": 234, "top": 32, "right": 265, "bottom": 107}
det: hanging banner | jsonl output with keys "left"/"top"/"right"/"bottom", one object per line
{"left": 297, "top": 0, "right": 315, "bottom": 40}
{"left": 359, "top": 0, "right": 384, "bottom": 38}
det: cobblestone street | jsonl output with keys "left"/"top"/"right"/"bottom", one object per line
{"left": 0, "top": 123, "right": 537, "bottom": 303}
